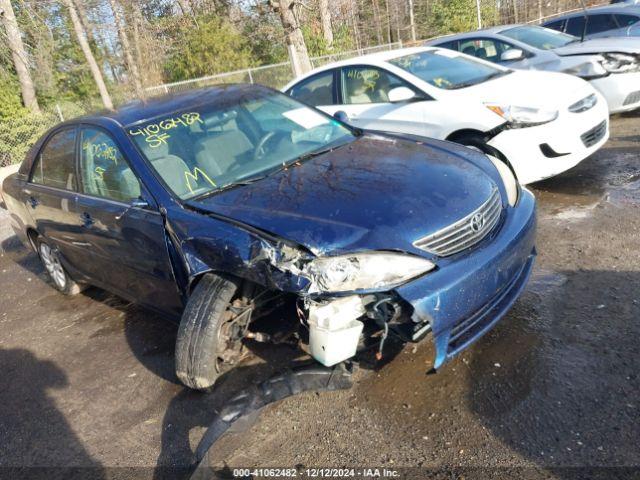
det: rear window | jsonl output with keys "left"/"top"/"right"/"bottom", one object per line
{"left": 288, "top": 71, "right": 335, "bottom": 107}
{"left": 544, "top": 19, "right": 566, "bottom": 32}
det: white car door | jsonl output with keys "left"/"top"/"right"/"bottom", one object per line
{"left": 326, "top": 65, "right": 437, "bottom": 138}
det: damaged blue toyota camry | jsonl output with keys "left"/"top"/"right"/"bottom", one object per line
{"left": 2, "top": 85, "right": 536, "bottom": 390}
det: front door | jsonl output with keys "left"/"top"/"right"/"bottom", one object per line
{"left": 74, "top": 126, "right": 183, "bottom": 315}
{"left": 332, "top": 65, "right": 432, "bottom": 137}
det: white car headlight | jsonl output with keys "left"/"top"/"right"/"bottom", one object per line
{"left": 302, "top": 252, "right": 435, "bottom": 294}
{"left": 562, "top": 61, "right": 608, "bottom": 79}
{"left": 486, "top": 155, "right": 518, "bottom": 206}
{"left": 601, "top": 53, "right": 640, "bottom": 74}
{"left": 485, "top": 104, "right": 558, "bottom": 128}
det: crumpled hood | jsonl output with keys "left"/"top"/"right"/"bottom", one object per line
{"left": 553, "top": 37, "right": 640, "bottom": 55}
{"left": 455, "top": 69, "right": 595, "bottom": 109}
{"left": 188, "top": 135, "right": 497, "bottom": 256}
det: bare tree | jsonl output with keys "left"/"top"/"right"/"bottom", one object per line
{"left": 318, "top": 0, "right": 333, "bottom": 48}
{"left": 0, "top": 0, "right": 39, "bottom": 112}
{"left": 63, "top": 0, "right": 113, "bottom": 109}
{"left": 109, "top": 0, "right": 144, "bottom": 98}
{"left": 270, "top": 0, "right": 312, "bottom": 76}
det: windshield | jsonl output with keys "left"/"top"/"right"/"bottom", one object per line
{"left": 501, "top": 25, "right": 578, "bottom": 50}
{"left": 127, "top": 88, "right": 354, "bottom": 200}
{"left": 388, "top": 49, "right": 507, "bottom": 90}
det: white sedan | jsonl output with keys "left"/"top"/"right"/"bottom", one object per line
{"left": 283, "top": 47, "right": 610, "bottom": 185}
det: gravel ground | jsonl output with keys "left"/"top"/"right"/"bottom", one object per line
{"left": 0, "top": 112, "right": 638, "bottom": 480}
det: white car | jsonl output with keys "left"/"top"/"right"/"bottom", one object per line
{"left": 283, "top": 47, "right": 610, "bottom": 185}
{"left": 427, "top": 25, "right": 640, "bottom": 113}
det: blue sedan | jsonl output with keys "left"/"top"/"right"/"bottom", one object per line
{"left": 2, "top": 85, "right": 536, "bottom": 390}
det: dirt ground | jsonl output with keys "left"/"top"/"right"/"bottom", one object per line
{"left": 0, "top": 113, "right": 639, "bottom": 480}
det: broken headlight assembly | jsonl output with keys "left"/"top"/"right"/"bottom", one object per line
{"left": 562, "top": 61, "right": 608, "bottom": 80}
{"left": 601, "top": 53, "right": 640, "bottom": 74}
{"left": 302, "top": 252, "right": 435, "bottom": 294}
{"left": 485, "top": 104, "right": 559, "bottom": 128}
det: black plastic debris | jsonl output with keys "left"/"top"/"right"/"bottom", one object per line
{"left": 190, "top": 362, "right": 355, "bottom": 480}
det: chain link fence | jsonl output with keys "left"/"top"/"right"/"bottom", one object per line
{"left": 145, "top": 43, "right": 403, "bottom": 97}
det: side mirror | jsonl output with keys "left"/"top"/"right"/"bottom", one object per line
{"left": 388, "top": 86, "right": 417, "bottom": 103}
{"left": 333, "top": 111, "right": 350, "bottom": 124}
{"left": 500, "top": 49, "right": 525, "bottom": 62}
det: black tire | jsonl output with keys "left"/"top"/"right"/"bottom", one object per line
{"left": 456, "top": 134, "right": 492, "bottom": 155}
{"left": 175, "top": 273, "right": 243, "bottom": 391}
{"left": 36, "top": 238, "right": 82, "bottom": 295}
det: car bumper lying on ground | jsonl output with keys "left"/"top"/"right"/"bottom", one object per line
{"left": 488, "top": 96, "right": 610, "bottom": 184}
{"left": 591, "top": 72, "right": 640, "bottom": 114}
{"left": 395, "top": 188, "right": 537, "bottom": 369}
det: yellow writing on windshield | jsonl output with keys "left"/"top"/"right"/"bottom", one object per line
{"left": 129, "top": 112, "right": 203, "bottom": 148}
{"left": 346, "top": 69, "right": 380, "bottom": 92}
{"left": 94, "top": 166, "right": 106, "bottom": 181}
{"left": 185, "top": 167, "right": 217, "bottom": 194}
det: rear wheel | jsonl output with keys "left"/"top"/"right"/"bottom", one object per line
{"left": 36, "top": 238, "right": 82, "bottom": 295}
{"left": 175, "top": 274, "right": 252, "bottom": 391}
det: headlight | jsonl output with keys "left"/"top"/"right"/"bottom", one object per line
{"left": 485, "top": 104, "right": 558, "bottom": 128}
{"left": 601, "top": 53, "right": 640, "bottom": 74}
{"left": 302, "top": 252, "right": 435, "bottom": 294}
{"left": 486, "top": 155, "right": 518, "bottom": 206}
{"left": 562, "top": 61, "right": 608, "bottom": 79}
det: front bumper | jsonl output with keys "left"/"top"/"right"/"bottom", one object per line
{"left": 395, "top": 188, "right": 537, "bottom": 370}
{"left": 487, "top": 93, "right": 610, "bottom": 185}
{"left": 590, "top": 71, "right": 640, "bottom": 114}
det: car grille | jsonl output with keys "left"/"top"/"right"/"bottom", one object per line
{"left": 623, "top": 90, "right": 640, "bottom": 107}
{"left": 580, "top": 120, "right": 607, "bottom": 148}
{"left": 413, "top": 188, "right": 502, "bottom": 257}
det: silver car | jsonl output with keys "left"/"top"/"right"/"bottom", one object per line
{"left": 427, "top": 25, "right": 640, "bottom": 113}
{"left": 542, "top": 5, "right": 640, "bottom": 39}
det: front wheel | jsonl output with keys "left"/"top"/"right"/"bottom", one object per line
{"left": 175, "top": 274, "right": 251, "bottom": 391}
{"left": 36, "top": 238, "right": 82, "bottom": 295}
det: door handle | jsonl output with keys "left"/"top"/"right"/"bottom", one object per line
{"left": 27, "top": 196, "right": 39, "bottom": 209}
{"left": 80, "top": 212, "right": 94, "bottom": 227}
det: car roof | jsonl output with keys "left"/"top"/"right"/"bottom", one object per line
{"left": 74, "top": 84, "right": 274, "bottom": 127}
{"left": 427, "top": 25, "right": 523, "bottom": 43}
{"left": 543, "top": 4, "right": 640, "bottom": 21}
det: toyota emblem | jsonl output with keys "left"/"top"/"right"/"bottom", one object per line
{"left": 470, "top": 213, "right": 485, "bottom": 233}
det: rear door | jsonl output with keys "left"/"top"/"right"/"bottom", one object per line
{"left": 25, "top": 127, "right": 83, "bottom": 272}
{"left": 73, "top": 125, "right": 182, "bottom": 314}
{"left": 335, "top": 65, "right": 434, "bottom": 136}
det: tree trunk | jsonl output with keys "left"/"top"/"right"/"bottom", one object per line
{"left": 0, "top": 0, "right": 39, "bottom": 113}
{"left": 73, "top": 0, "right": 95, "bottom": 45}
{"left": 109, "top": 0, "right": 144, "bottom": 99}
{"left": 63, "top": 0, "right": 113, "bottom": 109}
{"left": 408, "top": 0, "right": 416, "bottom": 41}
{"left": 371, "top": 0, "right": 384, "bottom": 45}
{"left": 270, "top": 0, "right": 312, "bottom": 77}
{"left": 318, "top": 0, "right": 333, "bottom": 48}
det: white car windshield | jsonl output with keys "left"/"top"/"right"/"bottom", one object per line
{"left": 388, "top": 50, "right": 509, "bottom": 90}
{"left": 501, "top": 25, "right": 578, "bottom": 50}
{"left": 127, "top": 89, "right": 354, "bottom": 200}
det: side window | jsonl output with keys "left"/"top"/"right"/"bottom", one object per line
{"left": 435, "top": 40, "right": 459, "bottom": 51}
{"left": 544, "top": 19, "right": 566, "bottom": 32}
{"left": 79, "top": 127, "right": 141, "bottom": 203}
{"left": 288, "top": 71, "right": 335, "bottom": 107}
{"left": 586, "top": 14, "right": 618, "bottom": 34}
{"left": 30, "top": 128, "right": 77, "bottom": 190}
{"left": 340, "top": 66, "right": 417, "bottom": 105}
{"left": 615, "top": 14, "right": 640, "bottom": 27}
{"left": 566, "top": 16, "right": 586, "bottom": 37}
{"left": 459, "top": 38, "right": 519, "bottom": 63}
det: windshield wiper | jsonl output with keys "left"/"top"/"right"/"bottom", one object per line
{"left": 450, "top": 71, "right": 508, "bottom": 90}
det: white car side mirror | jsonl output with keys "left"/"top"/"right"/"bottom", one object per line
{"left": 500, "top": 49, "right": 525, "bottom": 61}
{"left": 388, "top": 86, "right": 417, "bottom": 103}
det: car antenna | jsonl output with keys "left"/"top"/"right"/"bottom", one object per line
{"left": 579, "top": 0, "right": 588, "bottom": 42}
